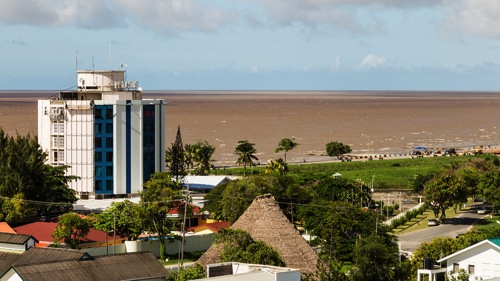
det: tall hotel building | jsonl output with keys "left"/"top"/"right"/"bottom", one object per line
{"left": 38, "top": 70, "right": 166, "bottom": 199}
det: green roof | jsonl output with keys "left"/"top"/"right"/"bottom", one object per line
{"left": 488, "top": 237, "right": 500, "bottom": 247}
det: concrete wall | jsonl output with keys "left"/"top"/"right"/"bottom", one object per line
{"left": 82, "top": 234, "right": 214, "bottom": 258}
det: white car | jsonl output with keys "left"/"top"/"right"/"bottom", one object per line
{"left": 428, "top": 219, "right": 440, "bottom": 226}
{"left": 478, "top": 208, "right": 492, "bottom": 214}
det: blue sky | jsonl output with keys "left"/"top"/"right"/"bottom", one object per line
{"left": 2, "top": 0, "right": 500, "bottom": 90}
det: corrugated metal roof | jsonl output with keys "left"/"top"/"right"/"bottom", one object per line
{"left": 0, "top": 232, "right": 35, "bottom": 245}
{"left": 14, "top": 247, "right": 86, "bottom": 266}
{"left": 12, "top": 251, "right": 169, "bottom": 281}
{"left": 488, "top": 237, "right": 500, "bottom": 247}
{"left": 0, "top": 251, "right": 22, "bottom": 275}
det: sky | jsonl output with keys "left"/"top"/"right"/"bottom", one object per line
{"left": 2, "top": 0, "right": 500, "bottom": 91}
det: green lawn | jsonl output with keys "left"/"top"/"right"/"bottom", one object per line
{"left": 217, "top": 155, "right": 487, "bottom": 189}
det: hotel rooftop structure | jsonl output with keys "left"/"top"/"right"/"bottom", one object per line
{"left": 38, "top": 70, "right": 166, "bottom": 199}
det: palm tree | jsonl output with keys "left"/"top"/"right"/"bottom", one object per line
{"left": 234, "top": 140, "right": 259, "bottom": 176}
{"left": 275, "top": 138, "right": 299, "bottom": 163}
{"left": 264, "top": 158, "right": 289, "bottom": 176}
{"left": 192, "top": 140, "right": 215, "bottom": 175}
{"left": 183, "top": 144, "right": 195, "bottom": 171}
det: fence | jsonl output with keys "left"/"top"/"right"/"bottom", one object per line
{"left": 82, "top": 233, "right": 214, "bottom": 258}
{"left": 383, "top": 202, "right": 425, "bottom": 226}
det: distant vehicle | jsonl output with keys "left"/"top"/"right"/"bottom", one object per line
{"left": 403, "top": 199, "right": 416, "bottom": 204}
{"left": 428, "top": 219, "right": 440, "bottom": 226}
{"left": 478, "top": 207, "right": 492, "bottom": 214}
{"left": 443, "top": 148, "right": 457, "bottom": 156}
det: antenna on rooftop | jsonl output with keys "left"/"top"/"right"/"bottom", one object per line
{"left": 108, "top": 38, "right": 111, "bottom": 70}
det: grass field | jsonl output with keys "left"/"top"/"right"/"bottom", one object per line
{"left": 218, "top": 155, "right": 489, "bottom": 189}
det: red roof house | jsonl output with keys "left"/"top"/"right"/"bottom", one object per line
{"left": 187, "top": 221, "right": 229, "bottom": 234}
{"left": 13, "top": 222, "right": 122, "bottom": 248}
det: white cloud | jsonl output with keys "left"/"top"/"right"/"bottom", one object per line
{"left": 0, "top": 0, "right": 237, "bottom": 35}
{"left": 0, "top": 0, "right": 121, "bottom": 28}
{"left": 441, "top": 0, "right": 500, "bottom": 39}
{"left": 359, "top": 54, "right": 386, "bottom": 69}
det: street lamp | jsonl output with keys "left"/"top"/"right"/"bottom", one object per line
{"left": 362, "top": 134, "right": 370, "bottom": 154}
{"left": 387, "top": 193, "right": 391, "bottom": 219}
{"left": 216, "top": 138, "right": 226, "bottom": 170}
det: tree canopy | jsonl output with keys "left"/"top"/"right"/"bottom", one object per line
{"left": 234, "top": 140, "right": 259, "bottom": 176}
{"left": 140, "top": 172, "right": 183, "bottom": 261}
{"left": 275, "top": 138, "right": 299, "bottom": 162}
{"left": 0, "top": 128, "right": 78, "bottom": 222}
{"left": 52, "top": 212, "right": 91, "bottom": 249}
{"left": 325, "top": 141, "right": 352, "bottom": 159}
{"left": 93, "top": 200, "right": 144, "bottom": 241}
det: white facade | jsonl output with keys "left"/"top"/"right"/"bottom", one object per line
{"left": 38, "top": 70, "right": 165, "bottom": 198}
{"left": 436, "top": 238, "right": 500, "bottom": 281}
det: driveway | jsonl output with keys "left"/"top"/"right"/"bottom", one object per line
{"left": 397, "top": 204, "right": 486, "bottom": 253}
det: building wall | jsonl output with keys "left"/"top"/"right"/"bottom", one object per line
{"left": 445, "top": 243, "right": 500, "bottom": 280}
{"left": 37, "top": 98, "right": 165, "bottom": 197}
{"left": 0, "top": 242, "right": 25, "bottom": 251}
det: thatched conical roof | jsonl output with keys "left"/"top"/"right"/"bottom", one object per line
{"left": 197, "top": 194, "right": 318, "bottom": 274}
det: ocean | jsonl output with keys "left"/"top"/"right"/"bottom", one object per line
{"left": 1, "top": 90, "right": 499, "bottom": 164}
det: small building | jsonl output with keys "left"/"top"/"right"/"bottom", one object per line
{"left": 436, "top": 237, "right": 500, "bottom": 280}
{"left": 0, "top": 248, "right": 168, "bottom": 281}
{"left": 13, "top": 222, "right": 123, "bottom": 248}
{"left": 194, "top": 262, "right": 301, "bottom": 281}
{"left": 0, "top": 233, "right": 38, "bottom": 252}
{"left": 187, "top": 222, "right": 229, "bottom": 235}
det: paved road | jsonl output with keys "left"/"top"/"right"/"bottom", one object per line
{"left": 397, "top": 204, "right": 486, "bottom": 253}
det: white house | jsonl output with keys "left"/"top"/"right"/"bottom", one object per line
{"left": 38, "top": 70, "right": 166, "bottom": 199}
{"left": 427, "top": 237, "right": 500, "bottom": 281}
{"left": 437, "top": 237, "right": 500, "bottom": 280}
{"left": 0, "top": 233, "right": 38, "bottom": 252}
{"left": 194, "top": 262, "right": 301, "bottom": 281}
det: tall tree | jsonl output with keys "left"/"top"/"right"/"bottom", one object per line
{"left": 183, "top": 144, "right": 195, "bottom": 171}
{"left": 325, "top": 141, "right": 352, "bottom": 159}
{"left": 0, "top": 128, "right": 77, "bottom": 221}
{"left": 141, "top": 172, "right": 182, "bottom": 261}
{"left": 424, "top": 171, "right": 467, "bottom": 222}
{"left": 234, "top": 140, "right": 258, "bottom": 176}
{"left": 192, "top": 140, "right": 215, "bottom": 175}
{"left": 94, "top": 200, "right": 144, "bottom": 241}
{"left": 350, "top": 235, "right": 400, "bottom": 281}
{"left": 275, "top": 138, "right": 299, "bottom": 162}
{"left": 52, "top": 213, "right": 91, "bottom": 249}
{"left": 169, "top": 126, "right": 186, "bottom": 182}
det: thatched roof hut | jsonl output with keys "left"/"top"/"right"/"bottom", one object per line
{"left": 197, "top": 194, "right": 318, "bottom": 274}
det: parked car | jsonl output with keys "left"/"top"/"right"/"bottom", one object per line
{"left": 428, "top": 219, "right": 440, "bottom": 226}
{"left": 477, "top": 207, "right": 492, "bottom": 214}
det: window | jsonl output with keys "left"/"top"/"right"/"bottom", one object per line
{"left": 95, "top": 109, "right": 103, "bottom": 119}
{"left": 468, "top": 264, "right": 475, "bottom": 275}
{"left": 106, "top": 152, "right": 113, "bottom": 162}
{"left": 95, "top": 166, "right": 102, "bottom": 177}
{"left": 59, "top": 123, "right": 65, "bottom": 134}
{"left": 95, "top": 181, "right": 102, "bottom": 191}
{"left": 106, "top": 166, "right": 113, "bottom": 176}
{"left": 53, "top": 123, "right": 58, "bottom": 134}
{"left": 106, "top": 108, "right": 113, "bottom": 119}
{"left": 95, "top": 138, "right": 102, "bottom": 148}
{"left": 59, "top": 137, "right": 64, "bottom": 148}
{"left": 105, "top": 124, "right": 113, "bottom": 134}
{"left": 106, "top": 137, "right": 113, "bottom": 147}
{"left": 95, "top": 152, "right": 102, "bottom": 162}
{"left": 453, "top": 263, "right": 459, "bottom": 273}
{"left": 95, "top": 124, "right": 102, "bottom": 134}
{"left": 106, "top": 180, "right": 113, "bottom": 191}
{"left": 53, "top": 151, "right": 58, "bottom": 162}
{"left": 59, "top": 151, "right": 65, "bottom": 162}
{"left": 52, "top": 137, "right": 59, "bottom": 147}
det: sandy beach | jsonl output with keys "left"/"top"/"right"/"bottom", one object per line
{"left": 1, "top": 90, "right": 499, "bottom": 165}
